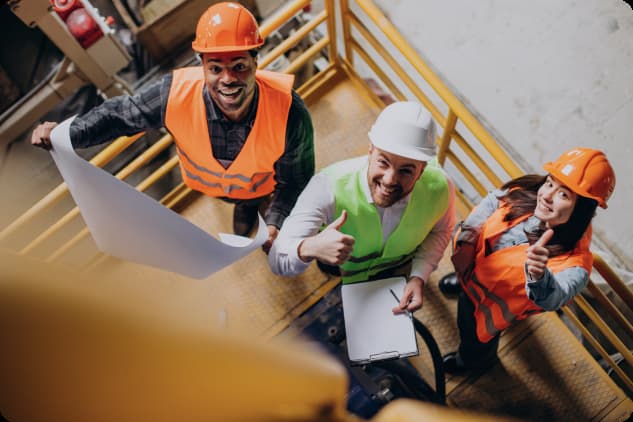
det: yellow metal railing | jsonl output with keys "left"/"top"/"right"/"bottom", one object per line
{"left": 0, "top": 132, "right": 143, "bottom": 245}
{"left": 1, "top": 0, "right": 631, "bottom": 396}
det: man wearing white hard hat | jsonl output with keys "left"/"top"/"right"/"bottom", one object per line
{"left": 269, "top": 101, "right": 455, "bottom": 313}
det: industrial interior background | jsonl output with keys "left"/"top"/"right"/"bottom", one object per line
{"left": 0, "top": 0, "right": 631, "bottom": 287}
{"left": 0, "top": 1, "right": 632, "bottom": 420}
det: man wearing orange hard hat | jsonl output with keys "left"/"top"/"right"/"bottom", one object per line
{"left": 32, "top": 2, "right": 315, "bottom": 252}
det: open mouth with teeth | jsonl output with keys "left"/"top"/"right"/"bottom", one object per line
{"left": 219, "top": 86, "right": 243, "bottom": 96}
{"left": 377, "top": 184, "right": 397, "bottom": 196}
{"left": 538, "top": 199, "right": 553, "bottom": 213}
{"left": 217, "top": 85, "right": 244, "bottom": 101}
{"left": 374, "top": 181, "right": 402, "bottom": 203}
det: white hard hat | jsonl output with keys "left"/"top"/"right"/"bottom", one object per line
{"left": 368, "top": 101, "right": 436, "bottom": 161}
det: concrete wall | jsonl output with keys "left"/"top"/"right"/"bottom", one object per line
{"left": 375, "top": 0, "right": 633, "bottom": 275}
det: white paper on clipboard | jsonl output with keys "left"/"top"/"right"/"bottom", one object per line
{"left": 48, "top": 116, "right": 268, "bottom": 279}
{"left": 341, "top": 276, "right": 419, "bottom": 365}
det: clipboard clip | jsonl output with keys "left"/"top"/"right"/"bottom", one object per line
{"left": 369, "top": 351, "right": 400, "bottom": 361}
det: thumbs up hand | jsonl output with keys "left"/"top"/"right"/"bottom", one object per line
{"left": 526, "top": 229, "right": 554, "bottom": 280}
{"left": 298, "top": 210, "right": 356, "bottom": 265}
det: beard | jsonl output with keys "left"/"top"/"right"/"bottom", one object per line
{"left": 370, "top": 178, "right": 404, "bottom": 207}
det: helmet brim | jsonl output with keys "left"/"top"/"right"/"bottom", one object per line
{"left": 543, "top": 162, "right": 608, "bottom": 208}
{"left": 369, "top": 138, "right": 435, "bottom": 162}
{"left": 192, "top": 41, "right": 264, "bottom": 53}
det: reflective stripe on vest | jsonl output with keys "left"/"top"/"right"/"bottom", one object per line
{"left": 165, "top": 67, "right": 293, "bottom": 199}
{"left": 462, "top": 205, "right": 593, "bottom": 343}
{"left": 340, "top": 253, "right": 414, "bottom": 278}
{"left": 176, "top": 144, "right": 273, "bottom": 195}
{"left": 323, "top": 156, "right": 450, "bottom": 284}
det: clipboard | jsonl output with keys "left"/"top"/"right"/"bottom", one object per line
{"left": 341, "top": 276, "right": 419, "bottom": 365}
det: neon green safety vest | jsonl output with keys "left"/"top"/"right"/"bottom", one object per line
{"left": 322, "top": 156, "right": 449, "bottom": 284}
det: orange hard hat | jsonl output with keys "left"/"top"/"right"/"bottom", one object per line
{"left": 543, "top": 147, "right": 615, "bottom": 208}
{"left": 192, "top": 2, "right": 264, "bottom": 53}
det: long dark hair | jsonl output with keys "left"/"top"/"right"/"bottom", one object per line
{"left": 498, "top": 174, "right": 598, "bottom": 256}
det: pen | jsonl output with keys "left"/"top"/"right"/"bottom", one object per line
{"left": 389, "top": 288, "right": 413, "bottom": 319}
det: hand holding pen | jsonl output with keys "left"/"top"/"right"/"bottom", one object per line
{"left": 391, "top": 276, "right": 424, "bottom": 314}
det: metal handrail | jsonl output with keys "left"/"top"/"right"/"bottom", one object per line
{"left": 19, "top": 134, "right": 174, "bottom": 255}
{"left": 0, "top": 132, "right": 142, "bottom": 243}
{"left": 258, "top": 0, "right": 312, "bottom": 38}
{"left": 561, "top": 307, "right": 633, "bottom": 393}
{"left": 351, "top": 0, "right": 523, "bottom": 181}
{"left": 593, "top": 254, "right": 633, "bottom": 310}
{"left": 573, "top": 294, "right": 633, "bottom": 368}
{"left": 258, "top": 10, "right": 328, "bottom": 69}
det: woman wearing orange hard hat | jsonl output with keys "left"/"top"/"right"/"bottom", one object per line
{"left": 439, "top": 148, "right": 615, "bottom": 374}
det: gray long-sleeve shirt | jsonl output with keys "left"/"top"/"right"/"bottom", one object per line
{"left": 69, "top": 72, "right": 315, "bottom": 228}
{"left": 458, "top": 189, "right": 589, "bottom": 311}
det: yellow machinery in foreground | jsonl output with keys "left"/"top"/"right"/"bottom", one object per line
{"left": 1, "top": 0, "right": 632, "bottom": 420}
{"left": 1, "top": 250, "right": 512, "bottom": 422}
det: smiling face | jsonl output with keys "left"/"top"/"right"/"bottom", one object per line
{"left": 367, "top": 145, "right": 426, "bottom": 207}
{"left": 534, "top": 175, "right": 578, "bottom": 228}
{"left": 202, "top": 51, "right": 257, "bottom": 122}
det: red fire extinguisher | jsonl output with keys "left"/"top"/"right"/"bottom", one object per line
{"left": 50, "top": 0, "right": 110, "bottom": 49}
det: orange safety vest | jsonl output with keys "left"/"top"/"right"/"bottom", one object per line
{"left": 462, "top": 205, "right": 593, "bottom": 343}
{"left": 164, "top": 67, "right": 293, "bottom": 199}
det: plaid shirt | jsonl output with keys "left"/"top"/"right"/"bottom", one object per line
{"left": 70, "top": 72, "right": 315, "bottom": 228}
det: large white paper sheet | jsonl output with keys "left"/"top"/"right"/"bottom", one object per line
{"left": 341, "top": 277, "right": 419, "bottom": 365}
{"left": 49, "top": 117, "right": 267, "bottom": 279}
